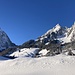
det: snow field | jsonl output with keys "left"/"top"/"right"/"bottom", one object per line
{"left": 0, "top": 54, "right": 75, "bottom": 75}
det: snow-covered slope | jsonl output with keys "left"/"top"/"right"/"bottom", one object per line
{"left": 0, "top": 54, "right": 75, "bottom": 75}
{"left": 9, "top": 48, "right": 39, "bottom": 57}
{"left": 0, "top": 28, "right": 15, "bottom": 51}
{"left": 39, "top": 49, "right": 49, "bottom": 56}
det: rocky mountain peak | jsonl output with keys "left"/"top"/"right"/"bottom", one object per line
{"left": 0, "top": 28, "right": 15, "bottom": 51}
{"left": 53, "top": 24, "right": 61, "bottom": 32}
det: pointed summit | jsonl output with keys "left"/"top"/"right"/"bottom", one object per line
{"left": 53, "top": 24, "right": 61, "bottom": 32}
{"left": 55, "top": 23, "right": 61, "bottom": 28}
{"left": 0, "top": 28, "right": 15, "bottom": 51}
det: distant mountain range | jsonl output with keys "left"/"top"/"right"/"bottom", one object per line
{"left": 1, "top": 22, "right": 75, "bottom": 57}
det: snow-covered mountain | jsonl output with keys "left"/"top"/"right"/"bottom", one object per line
{"left": 36, "top": 22, "right": 75, "bottom": 44}
{"left": 36, "top": 24, "right": 67, "bottom": 44}
{"left": 22, "top": 23, "right": 75, "bottom": 49}
{"left": 0, "top": 28, "right": 15, "bottom": 51}
{"left": 1, "top": 22, "right": 75, "bottom": 57}
{"left": 17, "top": 22, "right": 75, "bottom": 57}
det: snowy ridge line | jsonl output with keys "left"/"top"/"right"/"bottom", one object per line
{"left": 37, "top": 22, "right": 75, "bottom": 44}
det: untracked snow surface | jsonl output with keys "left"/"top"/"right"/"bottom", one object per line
{"left": 0, "top": 54, "right": 75, "bottom": 75}
{"left": 9, "top": 48, "right": 39, "bottom": 57}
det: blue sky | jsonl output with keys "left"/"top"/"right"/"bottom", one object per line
{"left": 0, "top": 0, "right": 75, "bottom": 45}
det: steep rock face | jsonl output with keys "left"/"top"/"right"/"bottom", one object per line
{"left": 0, "top": 28, "right": 15, "bottom": 51}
